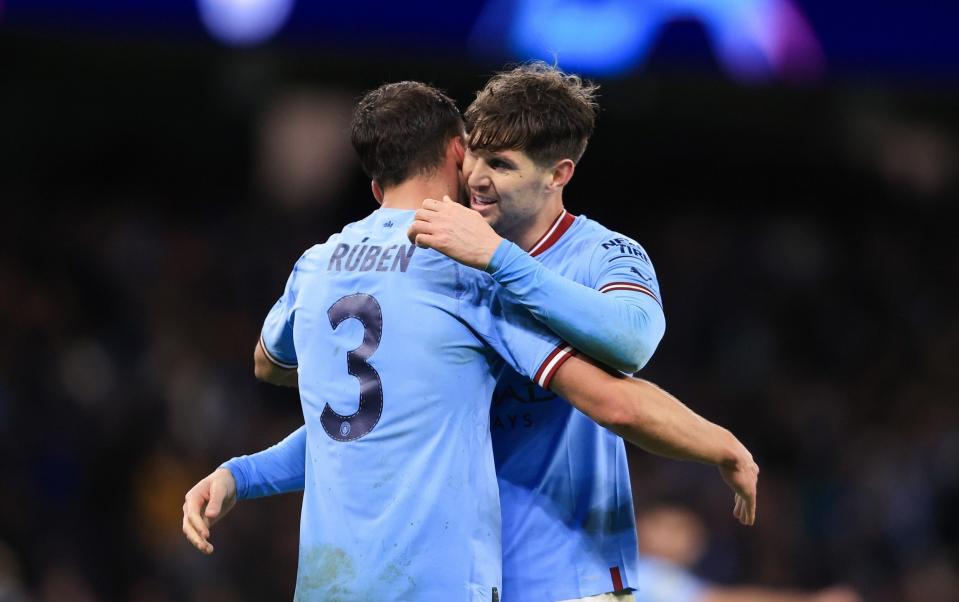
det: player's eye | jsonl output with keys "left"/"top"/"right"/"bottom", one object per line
{"left": 489, "top": 159, "right": 512, "bottom": 171}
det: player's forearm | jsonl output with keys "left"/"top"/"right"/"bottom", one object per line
{"left": 610, "top": 379, "right": 748, "bottom": 467}
{"left": 487, "top": 241, "right": 664, "bottom": 373}
{"left": 553, "top": 363, "right": 746, "bottom": 467}
{"left": 568, "top": 372, "right": 751, "bottom": 466}
{"left": 222, "top": 426, "right": 307, "bottom": 500}
{"left": 255, "top": 366, "right": 299, "bottom": 387}
{"left": 254, "top": 341, "right": 299, "bottom": 387}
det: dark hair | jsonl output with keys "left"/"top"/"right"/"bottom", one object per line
{"left": 465, "top": 62, "right": 599, "bottom": 166}
{"left": 350, "top": 81, "right": 464, "bottom": 189}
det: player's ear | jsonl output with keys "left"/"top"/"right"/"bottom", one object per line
{"left": 547, "top": 159, "right": 576, "bottom": 191}
{"left": 450, "top": 135, "right": 466, "bottom": 167}
{"left": 371, "top": 180, "right": 384, "bottom": 204}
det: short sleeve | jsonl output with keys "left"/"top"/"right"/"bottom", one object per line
{"left": 259, "top": 259, "right": 302, "bottom": 369}
{"left": 589, "top": 234, "right": 663, "bottom": 307}
{"left": 458, "top": 270, "right": 576, "bottom": 390}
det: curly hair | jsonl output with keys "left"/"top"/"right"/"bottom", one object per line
{"left": 465, "top": 62, "right": 599, "bottom": 166}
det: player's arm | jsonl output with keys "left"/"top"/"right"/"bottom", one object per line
{"left": 184, "top": 255, "right": 307, "bottom": 554}
{"left": 254, "top": 338, "right": 298, "bottom": 387}
{"left": 222, "top": 425, "right": 308, "bottom": 499}
{"left": 548, "top": 355, "right": 759, "bottom": 526}
{"left": 255, "top": 254, "right": 304, "bottom": 386}
{"left": 409, "top": 197, "right": 664, "bottom": 373}
{"left": 467, "top": 286, "right": 756, "bottom": 525}
{"left": 182, "top": 426, "right": 308, "bottom": 554}
{"left": 486, "top": 235, "right": 665, "bottom": 373}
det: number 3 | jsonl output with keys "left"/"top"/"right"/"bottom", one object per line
{"left": 321, "top": 293, "right": 384, "bottom": 442}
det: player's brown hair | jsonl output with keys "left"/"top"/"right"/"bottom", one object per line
{"left": 465, "top": 62, "right": 599, "bottom": 166}
{"left": 351, "top": 81, "right": 463, "bottom": 189}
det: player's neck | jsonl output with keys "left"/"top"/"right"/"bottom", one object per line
{"left": 510, "top": 195, "right": 567, "bottom": 252}
{"left": 380, "top": 173, "right": 461, "bottom": 211}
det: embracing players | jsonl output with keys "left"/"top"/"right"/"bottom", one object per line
{"left": 183, "top": 66, "right": 758, "bottom": 601}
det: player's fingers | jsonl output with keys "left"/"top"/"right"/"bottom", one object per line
{"left": 407, "top": 221, "right": 432, "bottom": 245}
{"left": 416, "top": 203, "right": 442, "bottom": 219}
{"left": 186, "top": 502, "right": 211, "bottom": 540}
{"left": 183, "top": 514, "right": 212, "bottom": 554}
{"left": 191, "top": 531, "right": 213, "bottom": 555}
{"left": 408, "top": 220, "right": 433, "bottom": 236}
{"left": 183, "top": 490, "right": 203, "bottom": 514}
{"left": 744, "top": 470, "right": 758, "bottom": 524}
{"left": 191, "top": 526, "right": 214, "bottom": 555}
{"left": 737, "top": 494, "right": 749, "bottom": 525}
{"left": 183, "top": 492, "right": 210, "bottom": 535}
{"left": 737, "top": 491, "right": 751, "bottom": 525}
{"left": 414, "top": 232, "right": 438, "bottom": 249}
{"left": 414, "top": 206, "right": 444, "bottom": 226}
{"left": 733, "top": 495, "right": 744, "bottom": 523}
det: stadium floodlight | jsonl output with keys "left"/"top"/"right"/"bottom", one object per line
{"left": 471, "top": 0, "right": 823, "bottom": 82}
{"left": 197, "top": 0, "right": 296, "bottom": 46}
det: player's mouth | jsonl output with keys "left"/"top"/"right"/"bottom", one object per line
{"left": 470, "top": 193, "right": 498, "bottom": 211}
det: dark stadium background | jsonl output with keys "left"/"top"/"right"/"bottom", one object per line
{"left": 1, "top": 1, "right": 957, "bottom": 600}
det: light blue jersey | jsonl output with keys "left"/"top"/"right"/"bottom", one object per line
{"left": 252, "top": 208, "right": 569, "bottom": 602}
{"left": 486, "top": 211, "right": 664, "bottom": 601}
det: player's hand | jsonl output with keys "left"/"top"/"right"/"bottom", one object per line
{"left": 407, "top": 196, "right": 504, "bottom": 270}
{"left": 719, "top": 449, "right": 759, "bottom": 526}
{"left": 182, "top": 467, "right": 237, "bottom": 555}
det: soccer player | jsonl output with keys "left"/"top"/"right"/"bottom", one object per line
{"left": 410, "top": 63, "right": 714, "bottom": 601}
{"left": 183, "top": 74, "right": 759, "bottom": 600}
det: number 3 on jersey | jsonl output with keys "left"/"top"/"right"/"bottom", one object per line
{"left": 321, "top": 293, "right": 384, "bottom": 442}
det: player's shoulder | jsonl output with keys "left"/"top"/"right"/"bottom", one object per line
{"left": 279, "top": 244, "right": 325, "bottom": 284}
{"left": 572, "top": 214, "right": 644, "bottom": 247}
{"left": 298, "top": 242, "right": 326, "bottom": 263}
{"left": 568, "top": 214, "right": 653, "bottom": 260}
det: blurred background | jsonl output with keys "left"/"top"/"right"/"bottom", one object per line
{"left": 1, "top": 1, "right": 957, "bottom": 600}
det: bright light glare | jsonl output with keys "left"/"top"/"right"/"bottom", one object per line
{"left": 197, "top": 0, "right": 296, "bottom": 46}
{"left": 510, "top": 1, "right": 651, "bottom": 75}
{"left": 473, "top": 0, "right": 824, "bottom": 82}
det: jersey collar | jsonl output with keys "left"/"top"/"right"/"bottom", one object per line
{"left": 528, "top": 209, "right": 576, "bottom": 257}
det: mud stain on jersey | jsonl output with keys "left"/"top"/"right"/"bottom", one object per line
{"left": 295, "top": 545, "right": 356, "bottom": 601}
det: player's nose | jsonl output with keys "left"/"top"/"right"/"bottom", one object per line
{"left": 466, "top": 163, "right": 490, "bottom": 190}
